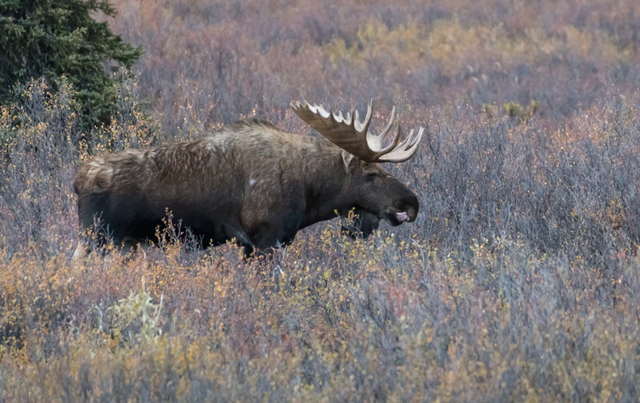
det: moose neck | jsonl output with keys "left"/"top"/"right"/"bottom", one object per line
{"left": 299, "top": 144, "right": 359, "bottom": 230}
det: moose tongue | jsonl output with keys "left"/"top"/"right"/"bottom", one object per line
{"left": 396, "top": 211, "right": 410, "bottom": 222}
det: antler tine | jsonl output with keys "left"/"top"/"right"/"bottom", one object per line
{"left": 353, "top": 100, "right": 373, "bottom": 133}
{"left": 334, "top": 106, "right": 364, "bottom": 141}
{"left": 366, "top": 106, "right": 401, "bottom": 153}
{"left": 378, "top": 127, "right": 424, "bottom": 162}
{"left": 378, "top": 105, "right": 398, "bottom": 138}
{"left": 399, "top": 126, "right": 420, "bottom": 148}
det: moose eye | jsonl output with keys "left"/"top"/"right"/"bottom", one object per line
{"left": 366, "top": 172, "right": 377, "bottom": 181}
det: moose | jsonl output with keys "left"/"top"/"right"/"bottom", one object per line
{"left": 73, "top": 100, "right": 423, "bottom": 256}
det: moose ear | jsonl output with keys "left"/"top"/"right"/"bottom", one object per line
{"left": 341, "top": 151, "right": 357, "bottom": 171}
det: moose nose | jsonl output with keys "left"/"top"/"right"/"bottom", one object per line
{"left": 407, "top": 205, "right": 418, "bottom": 221}
{"left": 406, "top": 196, "right": 419, "bottom": 221}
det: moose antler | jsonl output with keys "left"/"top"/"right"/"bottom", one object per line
{"left": 290, "top": 100, "right": 423, "bottom": 163}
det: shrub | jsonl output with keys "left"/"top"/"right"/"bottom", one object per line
{"left": 108, "top": 281, "right": 164, "bottom": 345}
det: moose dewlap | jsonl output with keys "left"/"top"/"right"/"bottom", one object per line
{"left": 74, "top": 100, "right": 423, "bottom": 256}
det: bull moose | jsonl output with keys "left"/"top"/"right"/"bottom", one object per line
{"left": 73, "top": 100, "right": 423, "bottom": 256}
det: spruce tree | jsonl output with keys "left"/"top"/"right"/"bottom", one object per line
{"left": 0, "top": 0, "right": 142, "bottom": 132}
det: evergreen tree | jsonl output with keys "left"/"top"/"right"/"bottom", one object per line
{"left": 0, "top": 0, "right": 142, "bottom": 132}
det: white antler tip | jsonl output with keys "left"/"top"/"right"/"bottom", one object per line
{"left": 317, "top": 105, "right": 330, "bottom": 118}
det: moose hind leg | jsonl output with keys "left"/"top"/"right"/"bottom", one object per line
{"left": 72, "top": 240, "right": 88, "bottom": 261}
{"left": 225, "top": 225, "right": 255, "bottom": 258}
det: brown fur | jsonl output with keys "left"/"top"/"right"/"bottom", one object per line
{"left": 74, "top": 119, "right": 419, "bottom": 255}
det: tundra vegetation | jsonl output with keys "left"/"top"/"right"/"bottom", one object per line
{"left": 2, "top": 0, "right": 640, "bottom": 401}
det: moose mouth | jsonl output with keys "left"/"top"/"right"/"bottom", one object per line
{"left": 385, "top": 209, "right": 414, "bottom": 226}
{"left": 396, "top": 211, "right": 411, "bottom": 222}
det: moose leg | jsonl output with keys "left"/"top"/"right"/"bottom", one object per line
{"left": 72, "top": 240, "right": 88, "bottom": 261}
{"left": 120, "top": 237, "right": 149, "bottom": 259}
{"left": 249, "top": 215, "right": 302, "bottom": 257}
{"left": 241, "top": 197, "right": 304, "bottom": 256}
{"left": 225, "top": 225, "right": 255, "bottom": 257}
{"left": 71, "top": 222, "right": 113, "bottom": 260}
